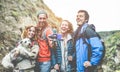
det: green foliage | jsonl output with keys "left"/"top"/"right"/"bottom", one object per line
{"left": 99, "top": 30, "right": 120, "bottom": 71}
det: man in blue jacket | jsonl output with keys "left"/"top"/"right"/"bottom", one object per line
{"left": 73, "top": 10, "right": 104, "bottom": 72}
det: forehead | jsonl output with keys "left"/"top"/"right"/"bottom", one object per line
{"left": 38, "top": 14, "right": 47, "bottom": 18}
{"left": 61, "top": 21, "right": 68, "bottom": 25}
{"left": 29, "top": 27, "right": 35, "bottom": 30}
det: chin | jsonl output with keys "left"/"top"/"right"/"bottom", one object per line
{"left": 77, "top": 23, "right": 82, "bottom": 25}
{"left": 28, "top": 36, "right": 33, "bottom": 39}
{"left": 61, "top": 31, "right": 66, "bottom": 34}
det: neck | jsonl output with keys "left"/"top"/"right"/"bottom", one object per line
{"left": 62, "top": 33, "right": 67, "bottom": 38}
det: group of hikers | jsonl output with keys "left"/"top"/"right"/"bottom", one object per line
{"left": 4, "top": 9, "right": 104, "bottom": 72}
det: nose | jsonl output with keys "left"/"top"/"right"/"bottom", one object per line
{"left": 29, "top": 43, "right": 32, "bottom": 47}
{"left": 76, "top": 17, "right": 79, "bottom": 20}
{"left": 29, "top": 43, "right": 31, "bottom": 46}
{"left": 39, "top": 18, "right": 46, "bottom": 22}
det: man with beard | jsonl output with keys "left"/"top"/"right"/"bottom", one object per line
{"left": 36, "top": 10, "right": 53, "bottom": 72}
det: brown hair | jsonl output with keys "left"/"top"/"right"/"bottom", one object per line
{"left": 78, "top": 10, "right": 89, "bottom": 23}
{"left": 21, "top": 25, "right": 37, "bottom": 40}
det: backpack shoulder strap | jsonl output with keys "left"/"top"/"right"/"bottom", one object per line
{"left": 82, "top": 24, "right": 99, "bottom": 47}
{"left": 84, "top": 25, "right": 98, "bottom": 39}
{"left": 42, "top": 27, "right": 51, "bottom": 40}
{"left": 42, "top": 27, "right": 53, "bottom": 48}
{"left": 82, "top": 24, "right": 97, "bottom": 61}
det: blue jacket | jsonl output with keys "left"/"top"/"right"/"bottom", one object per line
{"left": 51, "top": 34, "right": 75, "bottom": 71}
{"left": 56, "top": 34, "right": 74, "bottom": 64}
{"left": 74, "top": 23, "right": 103, "bottom": 72}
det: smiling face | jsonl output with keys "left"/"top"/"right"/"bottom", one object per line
{"left": 76, "top": 12, "right": 86, "bottom": 26}
{"left": 60, "top": 20, "right": 70, "bottom": 34}
{"left": 76, "top": 10, "right": 89, "bottom": 26}
{"left": 37, "top": 14, "right": 47, "bottom": 27}
{"left": 27, "top": 27, "right": 36, "bottom": 39}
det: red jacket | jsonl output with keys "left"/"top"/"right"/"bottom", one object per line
{"left": 37, "top": 27, "right": 53, "bottom": 62}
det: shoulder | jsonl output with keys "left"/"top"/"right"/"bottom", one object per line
{"left": 85, "top": 25, "right": 98, "bottom": 38}
{"left": 67, "top": 34, "right": 72, "bottom": 40}
{"left": 45, "top": 27, "right": 53, "bottom": 35}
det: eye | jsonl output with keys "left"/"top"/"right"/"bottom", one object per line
{"left": 39, "top": 18, "right": 46, "bottom": 20}
{"left": 32, "top": 30, "right": 35, "bottom": 33}
{"left": 77, "top": 15, "right": 78, "bottom": 17}
{"left": 29, "top": 29, "right": 31, "bottom": 32}
{"left": 25, "top": 41, "right": 27, "bottom": 43}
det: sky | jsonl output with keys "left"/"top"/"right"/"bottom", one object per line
{"left": 43, "top": 0, "right": 120, "bottom": 32}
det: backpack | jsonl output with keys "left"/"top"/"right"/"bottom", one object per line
{"left": 82, "top": 24, "right": 105, "bottom": 72}
{"left": 82, "top": 24, "right": 105, "bottom": 64}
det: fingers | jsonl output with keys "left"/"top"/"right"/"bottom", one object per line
{"left": 54, "top": 64, "right": 59, "bottom": 70}
{"left": 83, "top": 61, "right": 91, "bottom": 68}
{"left": 68, "top": 56, "right": 72, "bottom": 61}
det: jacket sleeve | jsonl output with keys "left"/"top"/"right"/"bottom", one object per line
{"left": 46, "top": 27, "right": 53, "bottom": 48}
{"left": 68, "top": 39, "right": 76, "bottom": 61}
{"left": 29, "top": 44, "right": 39, "bottom": 59}
{"left": 50, "top": 47, "right": 57, "bottom": 68}
{"left": 68, "top": 39, "right": 74, "bottom": 56}
{"left": 85, "top": 27, "right": 104, "bottom": 65}
{"left": 56, "top": 41, "right": 62, "bottom": 65}
{"left": 51, "top": 41, "right": 62, "bottom": 67}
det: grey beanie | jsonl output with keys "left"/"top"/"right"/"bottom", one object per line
{"left": 37, "top": 10, "right": 47, "bottom": 17}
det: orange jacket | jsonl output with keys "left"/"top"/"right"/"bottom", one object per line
{"left": 37, "top": 27, "right": 53, "bottom": 62}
